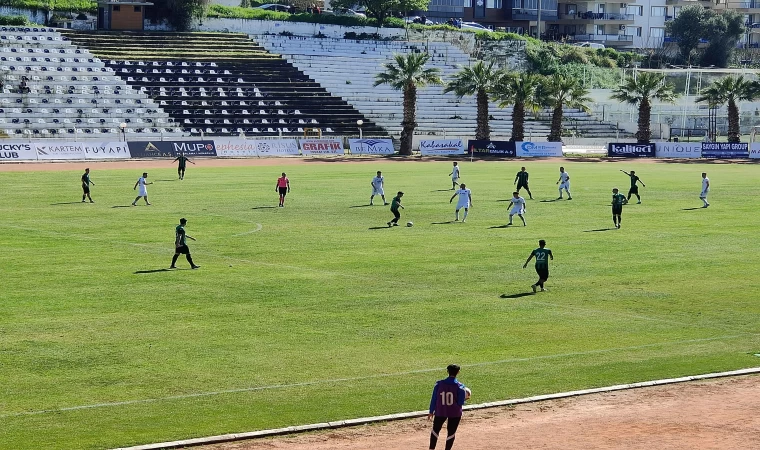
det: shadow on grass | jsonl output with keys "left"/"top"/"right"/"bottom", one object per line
{"left": 350, "top": 204, "right": 373, "bottom": 208}
{"left": 153, "top": 179, "right": 177, "bottom": 182}
{"left": 368, "top": 226, "right": 392, "bottom": 230}
{"left": 134, "top": 268, "right": 185, "bottom": 274}
{"left": 431, "top": 221, "right": 455, "bottom": 225}
{"left": 489, "top": 224, "right": 512, "bottom": 229}
{"left": 112, "top": 205, "right": 133, "bottom": 208}
{"left": 51, "top": 201, "right": 86, "bottom": 205}
{"left": 252, "top": 206, "right": 276, "bottom": 210}
{"left": 682, "top": 207, "right": 706, "bottom": 211}
{"left": 540, "top": 199, "right": 561, "bottom": 203}
{"left": 583, "top": 228, "right": 615, "bottom": 232}
{"left": 500, "top": 292, "right": 534, "bottom": 299}
{"left": 432, "top": 189, "right": 454, "bottom": 192}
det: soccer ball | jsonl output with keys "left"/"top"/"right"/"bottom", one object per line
{"left": 406, "top": 221, "right": 414, "bottom": 227}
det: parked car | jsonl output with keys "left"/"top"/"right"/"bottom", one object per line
{"left": 329, "top": 7, "right": 366, "bottom": 18}
{"left": 460, "top": 22, "right": 493, "bottom": 32}
{"left": 256, "top": 4, "right": 291, "bottom": 12}
{"left": 404, "top": 16, "right": 434, "bottom": 25}
{"left": 573, "top": 42, "right": 606, "bottom": 49}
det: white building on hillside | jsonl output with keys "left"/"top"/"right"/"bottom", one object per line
{"left": 546, "top": 0, "right": 667, "bottom": 49}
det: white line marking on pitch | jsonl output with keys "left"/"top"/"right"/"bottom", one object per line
{"left": 111, "top": 367, "right": 760, "bottom": 450}
{"left": 232, "top": 223, "right": 262, "bottom": 236}
{"left": 0, "top": 333, "right": 754, "bottom": 419}
{"left": 197, "top": 213, "right": 262, "bottom": 237}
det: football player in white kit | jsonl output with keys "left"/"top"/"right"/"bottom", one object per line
{"left": 131, "top": 172, "right": 153, "bottom": 206}
{"left": 449, "top": 162, "right": 460, "bottom": 190}
{"left": 508, "top": 191, "right": 527, "bottom": 226}
{"left": 449, "top": 183, "right": 472, "bottom": 222}
{"left": 700, "top": 172, "right": 710, "bottom": 208}
{"left": 370, "top": 171, "right": 387, "bottom": 206}
{"left": 556, "top": 166, "right": 572, "bottom": 200}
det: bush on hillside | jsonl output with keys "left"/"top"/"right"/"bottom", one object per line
{"left": 555, "top": 63, "right": 622, "bottom": 89}
{"left": 207, "top": 5, "right": 403, "bottom": 27}
{"left": 475, "top": 31, "right": 538, "bottom": 44}
{"left": 0, "top": 14, "right": 28, "bottom": 25}
{"left": 526, "top": 41, "right": 639, "bottom": 73}
{"left": 561, "top": 46, "right": 589, "bottom": 64}
{"left": 589, "top": 52, "right": 616, "bottom": 68}
{"left": 0, "top": 0, "right": 97, "bottom": 13}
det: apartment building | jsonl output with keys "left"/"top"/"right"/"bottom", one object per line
{"left": 425, "top": 0, "right": 559, "bottom": 32}
{"left": 733, "top": 1, "right": 760, "bottom": 48}
{"left": 546, "top": 1, "right": 664, "bottom": 48}
{"left": 423, "top": 0, "right": 760, "bottom": 49}
{"left": 425, "top": 0, "right": 667, "bottom": 48}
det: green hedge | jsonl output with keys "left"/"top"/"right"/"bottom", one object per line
{"left": 526, "top": 41, "right": 639, "bottom": 74}
{"left": 0, "top": 0, "right": 97, "bottom": 13}
{"left": 406, "top": 23, "right": 539, "bottom": 44}
{"left": 206, "top": 5, "right": 404, "bottom": 28}
{"left": 0, "top": 14, "right": 28, "bottom": 25}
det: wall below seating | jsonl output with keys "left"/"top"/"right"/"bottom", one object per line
{"left": 196, "top": 18, "right": 406, "bottom": 39}
{"left": 0, "top": 6, "right": 47, "bottom": 24}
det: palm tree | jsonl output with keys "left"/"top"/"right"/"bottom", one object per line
{"left": 540, "top": 74, "right": 592, "bottom": 142}
{"left": 696, "top": 76, "right": 760, "bottom": 143}
{"left": 491, "top": 71, "right": 542, "bottom": 142}
{"left": 374, "top": 53, "right": 443, "bottom": 155}
{"left": 610, "top": 72, "right": 678, "bottom": 143}
{"left": 443, "top": 60, "right": 500, "bottom": 140}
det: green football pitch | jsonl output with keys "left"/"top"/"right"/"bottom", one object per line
{"left": 1, "top": 158, "right": 759, "bottom": 449}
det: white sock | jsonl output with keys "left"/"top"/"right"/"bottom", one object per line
{"left": 463, "top": 210, "right": 468, "bottom": 220}
{"left": 566, "top": 190, "right": 572, "bottom": 197}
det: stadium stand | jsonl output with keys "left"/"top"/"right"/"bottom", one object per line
{"left": 61, "top": 31, "right": 384, "bottom": 137}
{"left": 256, "top": 35, "right": 628, "bottom": 139}
{"left": 0, "top": 27, "right": 182, "bottom": 139}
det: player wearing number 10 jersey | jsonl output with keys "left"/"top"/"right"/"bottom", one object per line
{"left": 429, "top": 364, "right": 469, "bottom": 450}
{"left": 523, "top": 239, "right": 553, "bottom": 293}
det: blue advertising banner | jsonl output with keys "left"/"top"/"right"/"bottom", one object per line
{"left": 128, "top": 141, "right": 217, "bottom": 158}
{"left": 467, "top": 140, "right": 516, "bottom": 157}
{"left": 701, "top": 142, "right": 749, "bottom": 159}
{"left": 607, "top": 143, "right": 656, "bottom": 157}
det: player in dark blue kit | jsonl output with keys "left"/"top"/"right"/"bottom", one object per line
{"left": 428, "top": 364, "right": 470, "bottom": 450}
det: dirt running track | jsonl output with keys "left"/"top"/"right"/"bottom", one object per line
{"left": 4, "top": 155, "right": 754, "bottom": 173}
{"left": 199, "top": 375, "right": 760, "bottom": 450}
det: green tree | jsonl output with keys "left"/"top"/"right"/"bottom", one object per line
{"left": 610, "top": 72, "right": 678, "bottom": 143}
{"left": 491, "top": 71, "right": 542, "bottom": 142}
{"left": 665, "top": 5, "right": 705, "bottom": 63}
{"left": 163, "top": 0, "right": 210, "bottom": 31}
{"left": 539, "top": 73, "right": 592, "bottom": 142}
{"left": 443, "top": 60, "right": 500, "bottom": 140}
{"left": 696, "top": 76, "right": 760, "bottom": 143}
{"left": 666, "top": 6, "right": 745, "bottom": 67}
{"left": 330, "top": 0, "right": 428, "bottom": 23}
{"left": 701, "top": 10, "right": 745, "bottom": 68}
{"left": 374, "top": 53, "right": 443, "bottom": 155}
